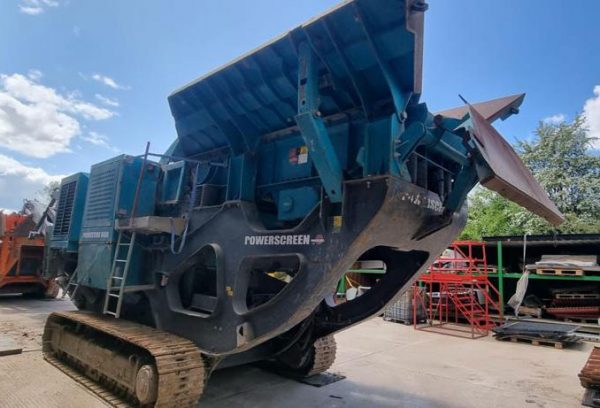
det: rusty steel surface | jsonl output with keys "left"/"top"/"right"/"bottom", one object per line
{"left": 546, "top": 306, "right": 600, "bottom": 320}
{"left": 468, "top": 104, "right": 565, "bottom": 226}
{"left": 0, "top": 213, "right": 51, "bottom": 296}
{"left": 580, "top": 347, "right": 600, "bottom": 389}
{"left": 436, "top": 94, "right": 525, "bottom": 122}
{"left": 43, "top": 311, "right": 207, "bottom": 407}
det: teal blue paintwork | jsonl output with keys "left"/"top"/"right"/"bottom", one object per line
{"left": 161, "top": 161, "right": 186, "bottom": 203}
{"left": 167, "top": 0, "right": 425, "bottom": 219}
{"left": 295, "top": 42, "right": 343, "bottom": 203}
{"left": 278, "top": 186, "right": 319, "bottom": 221}
{"left": 52, "top": 1, "right": 530, "bottom": 294}
{"left": 50, "top": 172, "right": 89, "bottom": 252}
{"left": 75, "top": 155, "right": 159, "bottom": 289}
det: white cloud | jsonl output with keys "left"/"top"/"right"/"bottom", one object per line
{"left": 0, "top": 72, "right": 115, "bottom": 158}
{"left": 80, "top": 131, "right": 119, "bottom": 152}
{"left": 583, "top": 85, "right": 600, "bottom": 150}
{"left": 91, "top": 73, "right": 130, "bottom": 90}
{"left": 0, "top": 208, "right": 18, "bottom": 214}
{"left": 28, "top": 69, "right": 43, "bottom": 81}
{"left": 95, "top": 93, "right": 119, "bottom": 107}
{"left": 0, "top": 154, "right": 60, "bottom": 184}
{"left": 0, "top": 153, "right": 64, "bottom": 210}
{"left": 18, "top": 0, "right": 59, "bottom": 15}
{"left": 542, "top": 113, "right": 566, "bottom": 125}
{"left": 19, "top": 7, "right": 43, "bottom": 15}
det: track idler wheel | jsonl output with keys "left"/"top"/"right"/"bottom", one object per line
{"left": 273, "top": 335, "right": 337, "bottom": 377}
{"left": 135, "top": 364, "right": 159, "bottom": 405}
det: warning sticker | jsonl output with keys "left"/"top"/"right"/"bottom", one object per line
{"left": 298, "top": 146, "right": 308, "bottom": 164}
{"left": 289, "top": 146, "right": 309, "bottom": 165}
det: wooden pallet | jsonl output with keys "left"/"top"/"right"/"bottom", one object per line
{"left": 562, "top": 317, "right": 600, "bottom": 324}
{"left": 383, "top": 317, "right": 426, "bottom": 325}
{"left": 536, "top": 268, "right": 584, "bottom": 277}
{"left": 498, "top": 336, "right": 567, "bottom": 349}
{"left": 517, "top": 306, "right": 543, "bottom": 318}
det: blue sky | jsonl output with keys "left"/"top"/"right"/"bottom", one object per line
{"left": 1, "top": 0, "right": 599, "bottom": 210}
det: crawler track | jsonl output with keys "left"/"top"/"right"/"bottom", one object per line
{"left": 43, "top": 311, "right": 206, "bottom": 407}
{"left": 306, "top": 336, "right": 337, "bottom": 377}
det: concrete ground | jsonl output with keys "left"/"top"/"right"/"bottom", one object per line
{"left": 0, "top": 295, "right": 592, "bottom": 408}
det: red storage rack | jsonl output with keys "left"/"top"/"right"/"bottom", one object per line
{"left": 414, "top": 241, "right": 503, "bottom": 339}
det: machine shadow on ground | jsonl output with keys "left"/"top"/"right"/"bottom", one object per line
{"left": 201, "top": 364, "right": 454, "bottom": 408}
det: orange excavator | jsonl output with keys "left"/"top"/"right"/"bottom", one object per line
{"left": 0, "top": 200, "right": 58, "bottom": 298}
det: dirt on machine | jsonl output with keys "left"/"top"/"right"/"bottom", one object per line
{"left": 41, "top": 0, "right": 563, "bottom": 406}
{"left": 44, "top": 311, "right": 206, "bottom": 407}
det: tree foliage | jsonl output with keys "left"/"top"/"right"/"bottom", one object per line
{"left": 461, "top": 115, "right": 600, "bottom": 239}
{"left": 38, "top": 181, "right": 60, "bottom": 204}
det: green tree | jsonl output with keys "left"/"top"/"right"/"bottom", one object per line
{"left": 40, "top": 181, "right": 60, "bottom": 203}
{"left": 461, "top": 115, "right": 600, "bottom": 239}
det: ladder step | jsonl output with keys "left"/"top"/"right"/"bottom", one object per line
{"left": 104, "top": 229, "right": 137, "bottom": 318}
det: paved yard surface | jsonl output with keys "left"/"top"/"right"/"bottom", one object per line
{"left": 0, "top": 295, "right": 592, "bottom": 407}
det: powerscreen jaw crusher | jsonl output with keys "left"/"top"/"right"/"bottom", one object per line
{"left": 42, "top": 0, "right": 564, "bottom": 406}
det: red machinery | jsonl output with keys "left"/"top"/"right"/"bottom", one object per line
{"left": 414, "top": 241, "right": 502, "bottom": 339}
{"left": 0, "top": 211, "right": 57, "bottom": 297}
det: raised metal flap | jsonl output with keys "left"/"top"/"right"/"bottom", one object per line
{"left": 468, "top": 105, "right": 564, "bottom": 226}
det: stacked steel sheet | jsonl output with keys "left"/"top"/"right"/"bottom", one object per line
{"left": 492, "top": 321, "right": 581, "bottom": 347}
{"left": 517, "top": 253, "right": 600, "bottom": 321}
{"left": 579, "top": 347, "right": 600, "bottom": 407}
{"left": 526, "top": 254, "right": 600, "bottom": 274}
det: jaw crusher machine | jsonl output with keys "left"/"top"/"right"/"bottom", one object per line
{"left": 42, "top": 0, "right": 564, "bottom": 406}
{"left": 0, "top": 201, "right": 58, "bottom": 297}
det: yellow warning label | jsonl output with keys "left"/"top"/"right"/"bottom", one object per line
{"left": 333, "top": 216, "right": 343, "bottom": 227}
{"left": 333, "top": 216, "right": 343, "bottom": 232}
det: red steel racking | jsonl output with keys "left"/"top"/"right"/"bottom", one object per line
{"left": 413, "top": 241, "right": 503, "bottom": 339}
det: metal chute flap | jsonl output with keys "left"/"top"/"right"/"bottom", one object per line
{"left": 437, "top": 93, "right": 525, "bottom": 124}
{"left": 468, "top": 104, "right": 564, "bottom": 226}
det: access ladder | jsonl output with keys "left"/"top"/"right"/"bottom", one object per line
{"left": 103, "top": 231, "right": 136, "bottom": 318}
